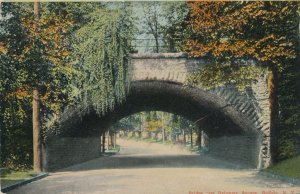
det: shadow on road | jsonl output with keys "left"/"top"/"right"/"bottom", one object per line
{"left": 57, "top": 154, "right": 253, "bottom": 172}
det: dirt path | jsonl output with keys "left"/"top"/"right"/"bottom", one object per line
{"left": 8, "top": 138, "right": 300, "bottom": 194}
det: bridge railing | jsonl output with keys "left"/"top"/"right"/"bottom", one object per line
{"left": 130, "top": 38, "right": 184, "bottom": 53}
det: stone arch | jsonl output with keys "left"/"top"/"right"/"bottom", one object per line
{"left": 43, "top": 80, "right": 265, "bottom": 171}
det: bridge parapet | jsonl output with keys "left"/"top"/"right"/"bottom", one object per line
{"left": 129, "top": 53, "right": 203, "bottom": 83}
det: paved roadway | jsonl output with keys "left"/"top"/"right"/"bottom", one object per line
{"left": 8, "top": 139, "right": 300, "bottom": 194}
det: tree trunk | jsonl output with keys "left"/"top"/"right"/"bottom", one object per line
{"left": 162, "top": 112, "right": 165, "bottom": 144}
{"left": 140, "top": 124, "right": 142, "bottom": 140}
{"left": 190, "top": 130, "right": 193, "bottom": 149}
{"left": 110, "top": 131, "right": 114, "bottom": 148}
{"left": 114, "top": 131, "right": 116, "bottom": 149}
{"left": 33, "top": 0, "right": 42, "bottom": 173}
{"left": 154, "top": 11, "right": 159, "bottom": 53}
{"left": 32, "top": 88, "right": 42, "bottom": 172}
{"left": 102, "top": 133, "right": 106, "bottom": 153}
{"left": 198, "top": 128, "right": 201, "bottom": 150}
{"left": 100, "top": 134, "right": 103, "bottom": 153}
{"left": 107, "top": 132, "right": 109, "bottom": 148}
{"left": 268, "top": 64, "right": 279, "bottom": 164}
{"left": 155, "top": 35, "right": 159, "bottom": 53}
{"left": 34, "top": 0, "right": 39, "bottom": 18}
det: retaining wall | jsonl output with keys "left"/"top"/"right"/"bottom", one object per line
{"left": 209, "top": 134, "right": 260, "bottom": 168}
{"left": 43, "top": 137, "right": 101, "bottom": 171}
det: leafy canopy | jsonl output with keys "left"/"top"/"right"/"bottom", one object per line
{"left": 184, "top": 2, "right": 298, "bottom": 90}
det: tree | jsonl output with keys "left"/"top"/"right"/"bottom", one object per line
{"left": 32, "top": 0, "right": 42, "bottom": 172}
{"left": 184, "top": 2, "right": 299, "bottom": 163}
{"left": 1, "top": 2, "right": 34, "bottom": 169}
{"left": 141, "top": 2, "right": 162, "bottom": 53}
{"left": 277, "top": 4, "right": 300, "bottom": 159}
{"left": 281, "top": 4, "right": 300, "bottom": 160}
{"left": 137, "top": 2, "right": 188, "bottom": 53}
{"left": 278, "top": 56, "right": 300, "bottom": 160}
{"left": 0, "top": 2, "right": 74, "bottom": 169}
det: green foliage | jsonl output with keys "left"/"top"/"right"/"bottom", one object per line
{"left": 42, "top": 3, "right": 135, "bottom": 139}
{"left": 187, "top": 62, "right": 264, "bottom": 91}
{"left": 276, "top": 5, "right": 300, "bottom": 160}
{"left": 278, "top": 58, "right": 300, "bottom": 160}
{"left": 1, "top": 96, "right": 33, "bottom": 170}
{"left": 0, "top": 3, "right": 29, "bottom": 95}
{"left": 0, "top": 3, "right": 34, "bottom": 169}
{"left": 72, "top": 5, "right": 134, "bottom": 115}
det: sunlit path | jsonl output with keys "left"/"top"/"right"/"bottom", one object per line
{"left": 8, "top": 139, "right": 300, "bottom": 194}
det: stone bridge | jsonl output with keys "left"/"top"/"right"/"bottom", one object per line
{"left": 43, "top": 53, "right": 272, "bottom": 171}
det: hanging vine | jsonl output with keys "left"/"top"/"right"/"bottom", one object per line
{"left": 73, "top": 6, "right": 134, "bottom": 116}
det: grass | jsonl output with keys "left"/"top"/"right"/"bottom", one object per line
{"left": 103, "top": 145, "right": 121, "bottom": 156}
{"left": 108, "top": 145, "right": 121, "bottom": 152}
{"left": 0, "top": 169, "right": 37, "bottom": 188}
{"left": 265, "top": 156, "right": 300, "bottom": 180}
{"left": 125, "top": 136, "right": 160, "bottom": 143}
{"left": 143, "top": 138, "right": 161, "bottom": 143}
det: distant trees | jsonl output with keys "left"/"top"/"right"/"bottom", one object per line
{"left": 160, "top": 2, "right": 188, "bottom": 53}
{"left": 138, "top": 1, "right": 188, "bottom": 53}
{"left": 141, "top": 2, "right": 161, "bottom": 53}
{"left": 113, "top": 111, "right": 196, "bottom": 145}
